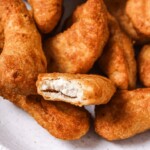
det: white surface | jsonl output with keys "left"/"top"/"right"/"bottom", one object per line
{"left": 0, "top": 97, "right": 150, "bottom": 150}
{"left": 1, "top": 0, "right": 150, "bottom": 150}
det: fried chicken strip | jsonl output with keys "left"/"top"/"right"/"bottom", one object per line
{"left": 104, "top": 0, "right": 150, "bottom": 43}
{"left": 3, "top": 94, "right": 90, "bottom": 140}
{"left": 95, "top": 88, "right": 150, "bottom": 140}
{"left": 36, "top": 73, "right": 116, "bottom": 106}
{"left": 0, "top": 0, "right": 47, "bottom": 95}
{"left": 138, "top": 45, "right": 150, "bottom": 87}
{"left": 98, "top": 14, "right": 136, "bottom": 89}
{"left": 44, "top": 0, "right": 109, "bottom": 73}
{"left": 28, "top": 0, "right": 63, "bottom": 33}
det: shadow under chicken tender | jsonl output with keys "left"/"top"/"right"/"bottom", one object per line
{"left": 0, "top": 0, "right": 47, "bottom": 96}
{"left": 0, "top": 12, "right": 4, "bottom": 52}
{"left": 0, "top": 24, "right": 4, "bottom": 52}
{"left": 138, "top": 45, "right": 150, "bottom": 87}
{"left": 104, "top": 0, "right": 150, "bottom": 43}
{"left": 95, "top": 88, "right": 150, "bottom": 141}
{"left": 44, "top": 0, "right": 109, "bottom": 73}
{"left": 36, "top": 73, "right": 116, "bottom": 106}
{"left": 28, "top": 0, "right": 63, "bottom": 33}
{"left": 98, "top": 15, "right": 136, "bottom": 90}
{"left": 4, "top": 94, "right": 90, "bottom": 140}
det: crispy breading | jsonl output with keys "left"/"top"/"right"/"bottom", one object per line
{"left": 138, "top": 45, "right": 150, "bottom": 87}
{"left": 0, "top": 0, "right": 47, "bottom": 96}
{"left": 44, "top": 0, "right": 109, "bottom": 73}
{"left": 95, "top": 88, "right": 150, "bottom": 140}
{"left": 104, "top": 0, "right": 150, "bottom": 43}
{"left": 98, "top": 15, "right": 136, "bottom": 89}
{"left": 36, "top": 73, "right": 116, "bottom": 106}
{"left": 28, "top": 0, "right": 62, "bottom": 33}
{"left": 5, "top": 94, "right": 90, "bottom": 140}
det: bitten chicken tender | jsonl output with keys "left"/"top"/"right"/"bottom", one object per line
{"left": 4, "top": 94, "right": 90, "bottom": 140}
{"left": 44, "top": 0, "right": 109, "bottom": 73}
{"left": 0, "top": 0, "right": 47, "bottom": 96}
{"left": 28, "top": 0, "right": 63, "bottom": 33}
{"left": 138, "top": 45, "right": 150, "bottom": 87}
{"left": 95, "top": 88, "right": 150, "bottom": 140}
{"left": 98, "top": 14, "right": 136, "bottom": 89}
{"left": 36, "top": 73, "right": 116, "bottom": 106}
{"left": 104, "top": 0, "right": 150, "bottom": 43}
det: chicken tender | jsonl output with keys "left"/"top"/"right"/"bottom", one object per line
{"left": 104, "top": 0, "right": 150, "bottom": 43}
{"left": 138, "top": 45, "right": 150, "bottom": 87}
{"left": 36, "top": 73, "right": 116, "bottom": 106}
{"left": 98, "top": 15, "right": 137, "bottom": 89}
{"left": 0, "top": 0, "right": 47, "bottom": 96}
{"left": 28, "top": 0, "right": 63, "bottom": 33}
{"left": 5, "top": 94, "right": 90, "bottom": 140}
{"left": 95, "top": 88, "right": 150, "bottom": 140}
{"left": 44, "top": 0, "right": 109, "bottom": 73}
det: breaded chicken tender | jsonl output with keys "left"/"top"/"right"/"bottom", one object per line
{"left": 104, "top": 0, "right": 150, "bottom": 43}
{"left": 28, "top": 0, "right": 63, "bottom": 33}
{"left": 95, "top": 88, "right": 150, "bottom": 140}
{"left": 5, "top": 94, "right": 90, "bottom": 140}
{"left": 138, "top": 45, "right": 150, "bottom": 87}
{"left": 98, "top": 15, "right": 136, "bottom": 89}
{"left": 0, "top": 0, "right": 47, "bottom": 96}
{"left": 36, "top": 73, "right": 116, "bottom": 106}
{"left": 44, "top": 0, "right": 109, "bottom": 73}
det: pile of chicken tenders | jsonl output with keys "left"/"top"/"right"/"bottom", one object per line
{"left": 0, "top": 0, "right": 150, "bottom": 141}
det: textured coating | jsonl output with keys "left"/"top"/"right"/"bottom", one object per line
{"left": 98, "top": 15, "right": 136, "bottom": 89}
{"left": 0, "top": 0, "right": 47, "bottom": 96}
{"left": 104, "top": 0, "right": 150, "bottom": 43}
{"left": 138, "top": 45, "right": 150, "bottom": 87}
{"left": 28, "top": 0, "right": 62, "bottom": 33}
{"left": 44, "top": 0, "right": 109, "bottom": 73}
{"left": 95, "top": 88, "right": 150, "bottom": 140}
{"left": 4, "top": 94, "right": 90, "bottom": 140}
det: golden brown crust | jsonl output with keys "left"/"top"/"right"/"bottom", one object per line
{"left": 98, "top": 15, "right": 137, "bottom": 89}
{"left": 0, "top": 0, "right": 47, "bottom": 95}
{"left": 138, "top": 45, "right": 150, "bottom": 87}
{"left": 126, "top": 0, "right": 150, "bottom": 37}
{"left": 36, "top": 73, "right": 116, "bottom": 106}
{"left": 95, "top": 88, "right": 150, "bottom": 141}
{"left": 28, "top": 0, "right": 62, "bottom": 33}
{"left": 5, "top": 94, "right": 90, "bottom": 140}
{"left": 104, "top": 0, "right": 150, "bottom": 43}
{"left": 44, "top": 0, "right": 109, "bottom": 73}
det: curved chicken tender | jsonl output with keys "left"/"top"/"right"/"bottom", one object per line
{"left": 0, "top": 0, "right": 47, "bottom": 95}
{"left": 44, "top": 0, "right": 109, "bottom": 73}
{"left": 28, "top": 0, "right": 63, "bottom": 33}
{"left": 104, "top": 0, "right": 150, "bottom": 43}
{"left": 5, "top": 94, "right": 90, "bottom": 140}
{"left": 98, "top": 15, "right": 137, "bottom": 89}
{"left": 95, "top": 88, "right": 150, "bottom": 141}
{"left": 138, "top": 45, "right": 150, "bottom": 87}
{"left": 36, "top": 73, "right": 116, "bottom": 106}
